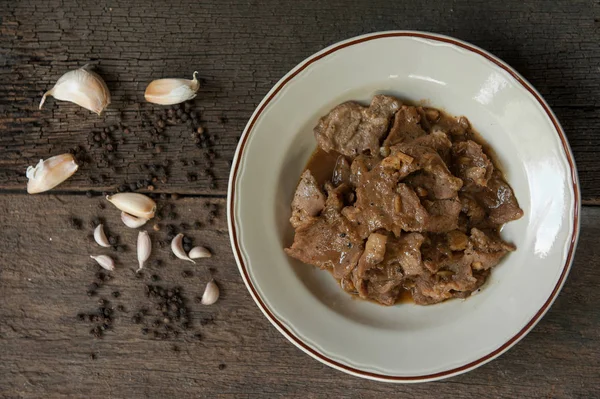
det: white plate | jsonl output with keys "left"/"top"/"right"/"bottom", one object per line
{"left": 227, "top": 31, "right": 580, "bottom": 382}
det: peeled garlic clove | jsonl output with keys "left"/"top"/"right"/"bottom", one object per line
{"left": 26, "top": 153, "right": 79, "bottom": 194}
{"left": 90, "top": 255, "right": 115, "bottom": 271}
{"left": 201, "top": 280, "right": 219, "bottom": 305}
{"left": 137, "top": 231, "right": 151, "bottom": 272}
{"left": 144, "top": 71, "right": 200, "bottom": 105}
{"left": 189, "top": 246, "right": 212, "bottom": 259}
{"left": 121, "top": 212, "right": 149, "bottom": 228}
{"left": 171, "top": 233, "right": 195, "bottom": 263}
{"left": 93, "top": 224, "right": 111, "bottom": 247}
{"left": 39, "top": 65, "right": 111, "bottom": 115}
{"left": 106, "top": 193, "right": 156, "bottom": 220}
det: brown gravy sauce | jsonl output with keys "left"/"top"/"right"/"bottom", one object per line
{"left": 302, "top": 107, "right": 503, "bottom": 305}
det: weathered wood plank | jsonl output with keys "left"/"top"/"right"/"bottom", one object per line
{"left": 0, "top": 0, "right": 599, "bottom": 201}
{"left": 0, "top": 194, "right": 597, "bottom": 398}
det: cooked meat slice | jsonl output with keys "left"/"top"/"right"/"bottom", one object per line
{"left": 356, "top": 233, "right": 388, "bottom": 277}
{"left": 395, "top": 143, "right": 463, "bottom": 199}
{"left": 323, "top": 182, "right": 351, "bottom": 212}
{"left": 285, "top": 211, "right": 364, "bottom": 279}
{"left": 410, "top": 129, "right": 453, "bottom": 164}
{"left": 381, "top": 233, "right": 425, "bottom": 277}
{"left": 410, "top": 267, "right": 486, "bottom": 305}
{"left": 423, "top": 197, "right": 462, "bottom": 233}
{"left": 446, "top": 230, "right": 469, "bottom": 251}
{"left": 332, "top": 155, "right": 351, "bottom": 186}
{"left": 353, "top": 233, "right": 423, "bottom": 305}
{"left": 357, "top": 168, "right": 400, "bottom": 235}
{"left": 465, "top": 228, "right": 516, "bottom": 270}
{"left": 421, "top": 234, "right": 455, "bottom": 273}
{"left": 459, "top": 192, "right": 486, "bottom": 228}
{"left": 395, "top": 184, "right": 429, "bottom": 232}
{"left": 314, "top": 95, "right": 402, "bottom": 157}
{"left": 452, "top": 140, "right": 494, "bottom": 188}
{"left": 382, "top": 105, "right": 427, "bottom": 148}
{"left": 416, "top": 107, "right": 441, "bottom": 130}
{"left": 290, "top": 170, "right": 325, "bottom": 229}
{"left": 470, "top": 170, "right": 524, "bottom": 225}
{"left": 349, "top": 154, "right": 382, "bottom": 187}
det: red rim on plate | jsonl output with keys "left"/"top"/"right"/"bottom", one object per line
{"left": 228, "top": 31, "right": 580, "bottom": 382}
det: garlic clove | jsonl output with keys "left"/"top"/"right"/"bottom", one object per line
{"left": 39, "top": 65, "right": 111, "bottom": 115}
{"left": 106, "top": 193, "right": 156, "bottom": 220}
{"left": 121, "top": 212, "right": 149, "bottom": 228}
{"left": 189, "top": 246, "right": 212, "bottom": 259}
{"left": 144, "top": 71, "right": 200, "bottom": 105}
{"left": 26, "top": 153, "right": 79, "bottom": 194}
{"left": 201, "top": 279, "right": 219, "bottom": 305}
{"left": 171, "top": 233, "right": 195, "bottom": 263}
{"left": 137, "top": 231, "right": 151, "bottom": 272}
{"left": 90, "top": 255, "right": 115, "bottom": 271}
{"left": 93, "top": 224, "right": 111, "bottom": 247}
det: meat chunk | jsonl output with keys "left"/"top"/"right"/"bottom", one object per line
{"left": 332, "top": 155, "right": 351, "bottom": 186}
{"left": 382, "top": 105, "right": 427, "bottom": 148}
{"left": 355, "top": 233, "right": 425, "bottom": 305}
{"left": 464, "top": 228, "right": 516, "bottom": 270}
{"left": 356, "top": 233, "right": 388, "bottom": 277}
{"left": 423, "top": 197, "right": 462, "bottom": 233}
{"left": 395, "top": 143, "right": 463, "bottom": 199}
{"left": 469, "top": 171, "right": 524, "bottom": 225}
{"left": 410, "top": 129, "right": 453, "bottom": 164}
{"left": 395, "top": 184, "right": 429, "bottom": 232}
{"left": 452, "top": 140, "right": 494, "bottom": 189}
{"left": 314, "top": 95, "right": 402, "bottom": 157}
{"left": 290, "top": 170, "right": 325, "bottom": 229}
{"left": 285, "top": 210, "right": 364, "bottom": 279}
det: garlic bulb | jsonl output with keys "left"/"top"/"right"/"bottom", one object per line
{"left": 121, "top": 212, "right": 149, "bottom": 228}
{"left": 144, "top": 72, "right": 200, "bottom": 105}
{"left": 39, "top": 65, "right": 110, "bottom": 115}
{"left": 90, "top": 255, "right": 115, "bottom": 271}
{"left": 189, "top": 246, "right": 212, "bottom": 259}
{"left": 26, "top": 153, "right": 79, "bottom": 194}
{"left": 201, "top": 280, "right": 219, "bottom": 305}
{"left": 171, "top": 233, "right": 195, "bottom": 263}
{"left": 106, "top": 193, "right": 156, "bottom": 220}
{"left": 93, "top": 224, "right": 111, "bottom": 247}
{"left": 137, "top": 231, "right": 151, "bottom": 272}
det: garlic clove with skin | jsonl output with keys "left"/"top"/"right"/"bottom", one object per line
{"left": 39, "top": 65, "right": 111, "bottom": 115}
{"left": 137, "top": 231, "right": 151, "bottom": 272}
{"left": 144, "top": 72, "right": 200, "bottom": 105}
{"left": 201, "top": 280, "right": 219, "bottom": 305}
{"left": 189, "top": 246, "right": 212, "bottom": 259}
{"left": 26, "top": 153, "right": 79, "bottom": 194}
{"left": 90, "top": 255, "right": 115, "bottom": 271}
{"left": 121, "top": 212, "right": 149, "bottom": 228}
{"left": 106, "top": 193, "right": 156, "bottom": 220}
{"left": 93, "top": 224, "right": 111, "bottom": 247}
{"left": 171, "top": 233, "right": 195, "bottom": 263}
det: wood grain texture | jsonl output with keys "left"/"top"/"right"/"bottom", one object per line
{"left": 1, "top": 0, "right": 599, "bottom": 398}
{"left": 0, "top": 194, "right": 598, "bottom": 398}
{"left": 0, "top": 0, "right": 599, "bottom": 200}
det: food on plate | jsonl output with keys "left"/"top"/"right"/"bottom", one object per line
{"left": 285, "top": 95, "right": 523, "bottom": 305}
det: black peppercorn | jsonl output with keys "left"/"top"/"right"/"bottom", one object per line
{"left": 218, "top": 364, "right": 226, "bottom": 370}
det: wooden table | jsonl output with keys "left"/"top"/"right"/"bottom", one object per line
{"left": 1, "top": 1, "right": 599, "bottom": 397}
